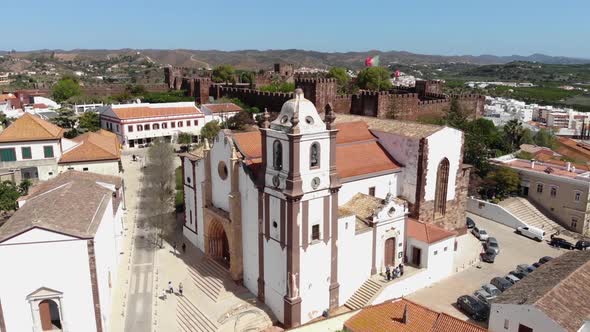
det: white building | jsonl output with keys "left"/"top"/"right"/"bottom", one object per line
{"left": 179, "top": 90, "right": 471, "bottom": 328}
{"left": 489, "top": 251, "right": 590, "bottom": 332}
{"left": 0, "top": 171, "right": 124, "bottom": 332}
{"left": 0, "top": 114, "right": 121, "bottom": 181}
{"left": 200, "top": 102, "right": 242, "bottom": 123}
{"left": 98, "top": 102, "right": 206, "bottom": 148}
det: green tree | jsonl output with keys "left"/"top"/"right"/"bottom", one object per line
{"left": 356, "top": 67, "right": 392, "bottom": 91}
{"left": 78, "top": 111, "right": 101, "bottom": 132}
{"left": 534, "top": 128, "right": 557, "bottom": 149}
{"left": 0, "top": 181, "right": 23, "bottom": 211}
{"left": 503, "top": 119, "right": 524, "bottom": 152}
{"left": 18, "top": 179, "right": 32, "bottom": 195}
{"left": 327, "top": 67, "right": 350, "bottom": 94}
{"left": 51, "top": 107, "right": 77, "bottom": 129}
{"left": 52, "top": 77, "right": 81, "bottom": 102}
{"left": 212, "top": 65, "right": 236, "bottom": 84}
{"left": 520, "top": 128, "right": 534, "bottom": 145}
{"left": 177, "top": 132, "right": 193, "bottom": 152}
{"left": 258, "top": 81, "right": 295, "bottom": 93}
{"left": 201, "top": 120, "right": 221, "bottom": 141}
{"left": 225, "top": 110, "right": 256, "bottom": 131}
{"left": 482, "top": 167, "right": 520, "bottom": 199}
{"left": 443, "top": 98, "right": 468, "bottom": 129}
{"left": 240, "top": 71, "right": 256, "bottom": 85}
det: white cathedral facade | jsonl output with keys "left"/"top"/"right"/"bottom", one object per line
{"left": 180, "top": 89, "right": 471, "bottom": 328}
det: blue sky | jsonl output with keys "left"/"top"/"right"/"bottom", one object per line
{"left": 4, "top": 0, "right": 589, "bottom": 58}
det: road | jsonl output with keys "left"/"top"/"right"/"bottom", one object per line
{"left": 407, "top": 212, "right": 564, "bottom": 324}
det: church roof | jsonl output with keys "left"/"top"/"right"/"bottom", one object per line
{"left": 231, "top": 122, "right": 401, "bottom": 181}
{"left": 339, "top": 193, "right": 385, "bottom": 222}
{"left": 406, "top": 218, "right": 456, "bottom": 244}
{"left": 335, "top": 114, "right": 444, "bottom": 139}
{"left": 0, "top": 113, "right": 64, "bottom": 142}
{"left": 0, "top": 171, "right": 121, "bottom": 242}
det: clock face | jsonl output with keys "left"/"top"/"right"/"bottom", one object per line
{"left": 311, "top": 177, "right": 320, "bottom": 189}
{"left": 272, "top": 175, "right": 280, "bottom": 188}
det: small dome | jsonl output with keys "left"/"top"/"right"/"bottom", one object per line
{"left": 270, "top": 89, "right": 325, "bottom": 133}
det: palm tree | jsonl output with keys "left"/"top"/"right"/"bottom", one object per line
{"left": 503, "top": 119, "right": 524, "bottom": 152}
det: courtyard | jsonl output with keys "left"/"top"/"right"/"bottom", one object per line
{"left": 407, "top": 212, "right": 564, "bottom": 326}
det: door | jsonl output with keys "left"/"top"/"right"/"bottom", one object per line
{"left": 412, "top": 247, "right": 421, "bottom": 267}
{"left": 39, "top": 300, "right": 53, "bottom": 331}
{"left": 384, "top": 238, "right": 395, "bottom": 267}
{"left": 522, "top": 186, "right": 529, "bottom": 197}
{"left": 518, "top": 324, "right": 533, "bottom": 332}
{"left": 129, "top": 139, "right": 135, "bottom": 148}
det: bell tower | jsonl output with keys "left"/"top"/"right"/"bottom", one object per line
{"left": 259, "top": 89, "right": 341, "bottom": 327}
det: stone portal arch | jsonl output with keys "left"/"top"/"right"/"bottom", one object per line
{"left": 204, "top": 207, "right": 243, "bottom": 282}
{"left": 39, "top": 299, "right": 61, "bottom": 331}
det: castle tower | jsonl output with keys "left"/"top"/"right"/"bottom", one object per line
{"left": 295, "top": 77, "right": 337, "bottom": 114}
{"left": 259, "top": 89, "right": 340, "bottom": 327}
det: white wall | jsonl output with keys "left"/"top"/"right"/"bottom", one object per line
{"left": 93, "top": 198, "right": 119, "bottom": 332}
{"left": 239, "top": 166, "right": 260, "bottom": 294}
{"left": 489, "top": 304, "right": 565, "bottom": 332}
{"left": 0, "top": 140, "right": 61, "bottom": 162}
{"left": 121, "top": 117, "right": 203, "bottom": 141}
{"left": 58, "top": 160, "right": 120, "bottom": 177}
{"left": 337, "top": 215, "right": 373, "bottom": 306}
{"left": 183, "top": 157, "right": 204, "bottom": 251}
{"left": 424, "top": 128, "right": 462, "bottom": 202}
{"left": 372, "top": 269, "right": 430, "bottom": 304}
{"left": 467, "top": 198, "right": 527, "bottom": 229}
{"left": 339, "top": 172, "right": 399, "bottom": 204}
{"left": 210, "top": 132, "right": 232, "bottom": 213}
{"left": 0, "top": 229, "right": 97, "bottom": 332}
{"left": 263, "top": 238, "right": 287, "bottom": 322}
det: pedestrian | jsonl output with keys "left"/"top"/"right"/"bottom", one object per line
{"left": 182, "top": 242, "right": 186, "bottom": 254}
{"left": 393, "top": 266, "right": 400, "bottom": 279}
{"left": 168, "top": 281, "right": 173, "bottom": 294}
{"left": 173, "top": 242, "right": 177, "bottom": 254}
{"left": 162, "top": 288, "right": 167, "bottom": 300}
{"left": 385, "top": 266, "right": 391, "bottom": 281}
{"left": 399, "top": 263, "right": 404, "bottom": 276}
{"left": 178, "top": 282, "right": 183, "bottom": 296}
{"left": 132, "top": 154, "right": 136, "bottom": 162}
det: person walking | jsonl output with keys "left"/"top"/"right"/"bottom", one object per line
{"left": 182, "top": 242, "right": 186, "bottom": 254}
{"left": 399, "top": 263, "right": 404, "bottom": 276}
{"left": 385, "top": 266, "right": 391, "bottom": 281}
{"left": 168, "top": 281, "right": 173, "bottom": 294}
{"left": 178, "top": 282, "right": 184, "bottom": 296}
{"left": 173, "top": 242, "right": 177, "bottom": 254}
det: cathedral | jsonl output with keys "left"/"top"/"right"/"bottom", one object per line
{"left": 180, "top": 89, "right": 471, "bottom": 328}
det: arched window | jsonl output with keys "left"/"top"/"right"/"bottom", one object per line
{"left": 153, "top": 123, "right": 160, "bottom": 130}
{"left": 137, "top": 125, "right": 143, "bottom": 131}
{"left": 310, "top": 142, "right": 320, "bottom": 168}
{"left": 162, "top": 122, "right": 167, "bottom": 129}
{"left": 273, "top": 140, "right": 282, "bottom": 171}
{"left": 434, "top": 158, "right": 450, "bottom": 218}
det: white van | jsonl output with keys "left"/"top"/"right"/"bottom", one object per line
{"left": 516, "top": 225, "right": 545, "bottom": 241}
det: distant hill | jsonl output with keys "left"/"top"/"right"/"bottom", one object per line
{"left": 2, "top": 49, "right": 589, "bottom": 70}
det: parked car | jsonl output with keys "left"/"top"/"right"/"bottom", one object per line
{"left": 509, "top": 270, "right": 528, "bottom": 279}
{"left": 466, "top": 217, "right": 475, "bottom": 229}
{"left": 504, "top": 274, "right": 520, "bottom": 284}
{"left": 517, "top": 264, "right": 536, "bottom": 274}
{"left": 472, "top": 226, "right": 489, "bottom": 241}
{"left": 481, "top": 248, "right": 497, "bottom": 263}
{"left": 491, "top": 277, "right": 513, "bottom": 292}
{"left": 456, "top": 295, "right": 488, "bottom": 321}
{"left": 485, "top": 237, "right": 500, "bottom": 255}
{"left": 575, "top": 240, "right": 590, "bottom": 250}
{"left": 474, "top": 289, "right": 496, "bottom": 303}
{"left": 516, "top": 226, "right": 545, "bottom": 241}
{"left": 532, "top": 262, "right": 542, "bottom": 268}
{"left": 550, "top": 237, "right": 575, "bottom": 250}
{"left": 481, "top": 284, "right": 502, "bottom": 297}
{"left": 539, "top": 256, "right": 553, "bottom": 264}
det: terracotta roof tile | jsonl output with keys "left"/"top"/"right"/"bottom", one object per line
{"left": 334, "top": 121, "right": 376, "bottom": 144}
{"left": 339, "top": 193, "right": 384, "bottom": 221}
{"left": 335, "top": 114, "right": 444, "bottom": 139}
{"left": 493, "top": 251, "right": 590, "bottom": 332}
{"left": 0, "top": 113, "right": 63, "bottom": 142}
{"left": 202, "top": 103, "right": 242, "bottom": 113}
{"left": 110, "top": 105, "right": 201, "bottom": 120}
{"left": 344, "top": 298, "right": 486, "bottom": 332}
{"left": 59, "top": 130, "right": 120, "bottom": 163}
{"left": 231, "top": 124, "right": 401, "bottom": 180}
{"left": 406, "top": 218, "right": 456, "bottom": 244}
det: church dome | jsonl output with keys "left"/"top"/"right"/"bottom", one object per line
{"left": 270, "top": 89, "right": 325, "bottom": 133}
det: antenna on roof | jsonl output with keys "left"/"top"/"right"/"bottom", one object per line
{"left": 402, "top": 304, "right": 409, "bottom": 324}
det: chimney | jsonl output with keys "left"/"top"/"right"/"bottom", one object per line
{"left": 402, "top": 304, "right": 409, "bottom": 324}
{"left": 531, "top": 159, "right": 536, "bottom": 169}
{"left": 567, "top": 162, "right": 572, "bottom": 172}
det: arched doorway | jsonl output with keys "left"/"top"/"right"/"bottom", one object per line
{"left": 384, "top": 237, "right": 396, "bottom": 268}
{"left": 208, "top": 219, "right": 230, "bottom": 268}
{"left": 39, "top": 299, "right": 62, "bottom": 331}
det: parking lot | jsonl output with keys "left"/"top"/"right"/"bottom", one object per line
{"left": 407, "top": 212, "right": 564, "bottom": 325}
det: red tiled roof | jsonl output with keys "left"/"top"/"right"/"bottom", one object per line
{"left": 59, "top": 130, "right": 120, "bottom": 163}
{"left": 203, "top": 103, "right": 242, "bottom": 114}
{"left": 344, "top": 298, "right": 487, "bottom": 332}
{"left": 111, "top": 105, "right": 201, "bottom": 119}
{"left": 231, "top": 122, "right": 401, "bottom": 180}
{"left": 406, "top": 218, "right": 456, "bottom": 244}
{"left": 0, "top": 113, "right": 63, "bottom": 142}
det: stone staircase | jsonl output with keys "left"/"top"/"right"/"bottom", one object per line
{"left": 176, "top": 295, "right": 218, "bottom": 332}
{"left": 188, "top": 258, "right": 229, "bottom": 302}
{"left": 499, "top": 197, "right": 566, "bottom": 234}
{"left": 344, "top": 279, "right": 382, "bottom": 310}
